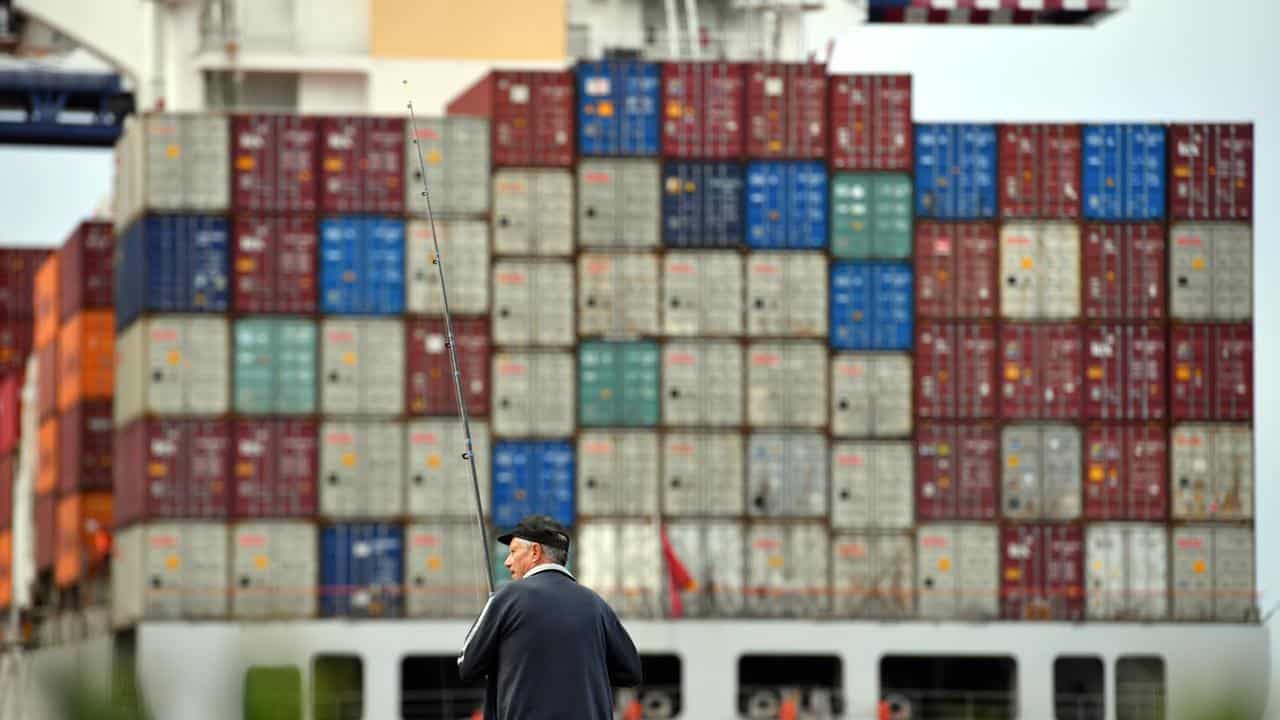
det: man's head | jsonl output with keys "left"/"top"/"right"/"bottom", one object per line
{"left": 497, "top": 515, "right": 571, "bottom": 580}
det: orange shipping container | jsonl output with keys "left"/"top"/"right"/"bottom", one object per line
{"left": 0, "top": 529, "right": 11, "bottom": 608}
{"left": 34, "top": 253, "right": 60, "bottom": 348}
{"left": 56, "top": 492, "right": 113, "bottom": 587}
{"left": 38, "top": 416, "right": 58, "bottom": 494}
{"left": 58, "top": 311, "right": 115, "bottom": 410}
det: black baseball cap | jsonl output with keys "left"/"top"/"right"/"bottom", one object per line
{"left": 497, "top": 515, "right": 571, "bottom": 552}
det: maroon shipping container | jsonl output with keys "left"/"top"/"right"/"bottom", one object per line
{"left": 915, "top": 422, "right": 999, "bottom": 521}
{"left": 0, "top": 372, "right": 21, "bottom": 455}
{"left": 58, "top": 401, "right": 114, "bottom": 494}
{"left": 319, "top": 116, "right": 406, "bottom": 214}
{"left": 448, "top": 70, "right": 575, "bottom": 167}
{"left": 999, "top": 124, "right": 1082, "bottom": 219}
{"left": 829, "top": 74, "right": 912, "bottom": 171}
{"left": 914, "top": 222, "right": 999, "bottom": 319}
{"left": 232, "top": 419, "right": 318, "bottom": 519}
{"left": 1084, "top": 324, "right": 1166, "bottom": 421}
{"left": 0, "top": 248, "right": 49, "bottom": 318}
{"left": 232, "top": 216, "right": 319, "bottom": 314}
{"left": 661, "top": 62, "right": 745, "bottom": 159}
{"left": 36, "top": 341, "right": 56, "bottom": 420}
{"left": 745, "top": 63, "right": 827, "bottom": 159}
{"left": 0, "top": 454, "right": 12, "bottom": 530}
{"left": 1083, "top": 423, "right": 1168, "bottom": 520}
{"left": 407, "top": 318, "right": 491, "bottom": 416}
{"left": 1169, "top": 123, "right": 1253, "bottom": 221}
{"left": 999, "top": 323, "right": 1083, "bottom": 419}
{"left": 1170, "top": 324, "right": 1253, "bottom": 421}
{"left": 916, "top": 322, "right": 997, "bottom": 419}
{"left": 0, "top": 320, "right": 34, "bottom": 374}
{"left": 1081, "top": 223, "right": 1165, "bottom": 321}
{"left": 1000, "top": 524, "right": 1084, "bottom": 621}
{"left": 114, "top": 419, "right": 232, "bottom": 527}
{"left": 231, "top": 114, "right": 320, "bottom": 212}
{"left": 36, "top": 492, "right": 55, "bottom": 570}
{"left": 58, "top": 222, "right": 115, "bottom": 318}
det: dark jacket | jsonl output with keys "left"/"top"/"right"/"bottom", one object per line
{"left": 457, "top": 565, "right": 643, "bottom": 720}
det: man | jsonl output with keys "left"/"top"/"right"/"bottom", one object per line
{"left": 457, "top": 515, "right": 643, "bottom": 720}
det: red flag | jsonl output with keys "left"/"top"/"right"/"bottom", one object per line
{"left": 660, "top": 526, "right": 695, "bottom": 618}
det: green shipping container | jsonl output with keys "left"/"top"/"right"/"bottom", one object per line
{"left": 579, "top": 341, "right": 660, "bottom": 427}
{"left": 234, "top": 317, "right": 317, "bottom": 414}
{"left": 830, "top": 173, "right": 914, "bottom": 259}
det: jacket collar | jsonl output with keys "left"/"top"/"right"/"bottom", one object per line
{"left": 524, "top": 563, "right": 575, "bottom": 581}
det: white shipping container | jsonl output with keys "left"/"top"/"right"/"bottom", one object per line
{"left": 491, "top": 351, "right": 576, "bottom": 437}
{"left": 665, "top": 521, "right": 746, "bottom": 617}
{"left": 1169, "top": 223, "right": 1253, "bottom": 321}
{"left": 231, "top": 522, "right": 317, "bottom": 620}
{"left": 577, "top": 159, "right": 662, "bottom": 249}
{"left": 831, "top": 533, "right": 915, "bottom": 619}
{"left": 577, "top": 520, "right": 664, "bottom": 618}
{"left": 114, "top": 316, "right": 231, "bottom": 426}
{"left": 114, "top": 113, "right": 231, "bottom": 231}
{"left": 578, "top": 253, "right": 661, "bottom": 336}
{"left": 747, "top": 252, "right": 828, "bottom": 337}
{"left": 747, "top": 433, "right": 828, "bottom": 518}
{"left": 830, "top": 442, "right": 914, "bottom": 530}
{"left": 830, "top": 354, "right": 913, "bottom": 438}
{"left": 405, "top": 521, "right": 489, "bottom": 618}
{"left": 112, "top": 522, "right": 229, "bottom": 628}
{"left": 1172, "top": 525, "right": 1256, "bottom": 622}
{"left": 577, "top": 431, "right": 660, "bottom": 516}
{"left": 1085, "top": 523, "right": 1168, "bottom": 621}
{"left": 492, "top": 169, "right": 574, "bottom": 256}
{"left": 492, "top": 260, "right": 575, "bottom": 346}
{"left": 320, "top": 319, "right": 406, "bottom": 415}
{"left": 319, "top": 421, "right": 406, "bottom": 517}
{"left": 406, "top": 220, "right": 490, "bottom": 315}
{"left": 663, "top": 252, "right": 745, "bottom": 336}
{"left": 916, "top": 523, "right": 999, "bottom": 620}
{"left": 662, "top": 432, "right": 745, "bottom": 517}
{"left": 404, "top": 116, "right": 491, "bottom": 216}
{"left": 999, "top": 222, "right": 1081, "bottom": 320}
{"left": 746, "top": 522, "right": 829, "bottom": 618}
{"left": 747, "top": 342, "right": 828, "bottom": 427}
{"left": 1001, "top": 424, "right": 1083, "bottom": 520}
{"left": 662, "top": 342, "right": 744, "bottom": 427}
{"left": 1171, "top": 424, "right": 1253, "bottom": 521}
{"left": 405, "top": 420, "right": 492, "bottom": 518}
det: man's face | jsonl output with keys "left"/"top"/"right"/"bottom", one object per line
{"left": 504, "top": 538, "right": 541, "bottom": 580}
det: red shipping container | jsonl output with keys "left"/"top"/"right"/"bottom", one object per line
{"left": 35, "top": 341, "right": 56, "bottom": 420}
{"left": 1081, "top": 223, "right": 1165, "bottom": 321}
{"left": 0, "top": 319, "right": 34, "bottom": 374}
{"left": 1000, "top": 523, "right": 1084, "bottom": 621}
{"left": 448, "top": 70, "right": 575, "bottom": 167}
{"left": 407, "top": 318, "right": 491, "bottom": 416}
{"left": 58, "top": 222, "right": 115, "bottom": 318}
{"left": 0, "top": 248, "right": 49, "bottom": 318}
{"left": 232, "top": 419, "right": 318, "bottom": 519}
{"left": 915, "top": 422, "right": 999, "bottom": 520}
{"left": 114, "top": 419, "right": 232, "bottom": 527}
{"left": 0, "top": 373, "right": 21, "bottom": 455}
{"left": 1169, "top": 123, "right": 1253, "bottom": 221}
{"left": 319, "top": 116, "right": 406, "bottom": 214}
{"left": 231, "top": 114, "right": 320, "bottom": 212}
{"left": 915, "top": 322, "right": 997, "bottom": 419}
{"left": 745, "top": 62, "right": 827, "bottom": 159}
{"left": 36, "top": 492, "right": 56, "bottom": 570}
{"left": 828, "top": 74, "right": 912, "bottom": 171}
{"left": 999, "top": 124, "right": 1082, "bottom": 219}
{"left": 1083, "top": 423, "right": 1168, "bottom": 520}
{"left": 1084, "top": 324, "right": 1166, "bottom": 421}
{"left": 232, "top": 216, "right": 319, "bottom": 313}
{"left": 661, "top": 62, "right": 745, "bottom": 159}
{"left": 915, "top": 222, "right": 998, "bottom": 319}
{"left": 0, "top": 454, "right": 12, "bottom": 530}
{"left": 1170, "top": 324, "right": 1253, "bottom": 421}
{"left": 999, "top": 323, "right": 1083, "bottom": 419}
{"left": 58, "top": 401, "right": 114, "bottom": 494}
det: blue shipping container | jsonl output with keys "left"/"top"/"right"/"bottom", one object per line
{"left": 914, "top": 124, "right": 998, "bottom": 220}
{"left": 830, "top": 261, "right": 914, "bottom": 350}
{"left": 1082, "top": 124, "right": 1166, "bottom": 220}
{"left": 114, "top": 214, "right": 230, "bottom": 331}
{"left": 662, "top": 162, "right": 745, "bottom": 248}
{"left": 746, "top": 161, "right": 828, "bottom": 249}
{"left": 319, "top": 217, "right": 406, "bottom": 315}
{"left": 319, "top": 523, "right": 404, "bottom": 618}
{"left": 577, "top": 60, "right": 662, "bottom": 156}
{"left": 492, "top": 441, "right": 575, "bottom": 528}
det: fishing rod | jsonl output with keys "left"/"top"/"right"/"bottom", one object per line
{"left": 403, "top": 81, "right": 495, "bottom": 595}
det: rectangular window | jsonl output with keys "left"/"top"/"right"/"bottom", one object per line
{"left": 401, "top": 655, "right": 484, "bottom": 720}
{"left": 314, "top": 654, "right": 363, "bottom": 720}
{"left": 1116, "top": 656, "right": 1165, "bottom": 720}
{"left": 880, "top": 655, "right": 1016, "bottom": 719}
{"left": 738, "top": 655, "right": 842, "bottom": 718}
{"left": 245, "top": 665, "right": 302, "bottom": 720}
{"left": 1055, "top": 656, "right": 1103, "bottom": 720}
